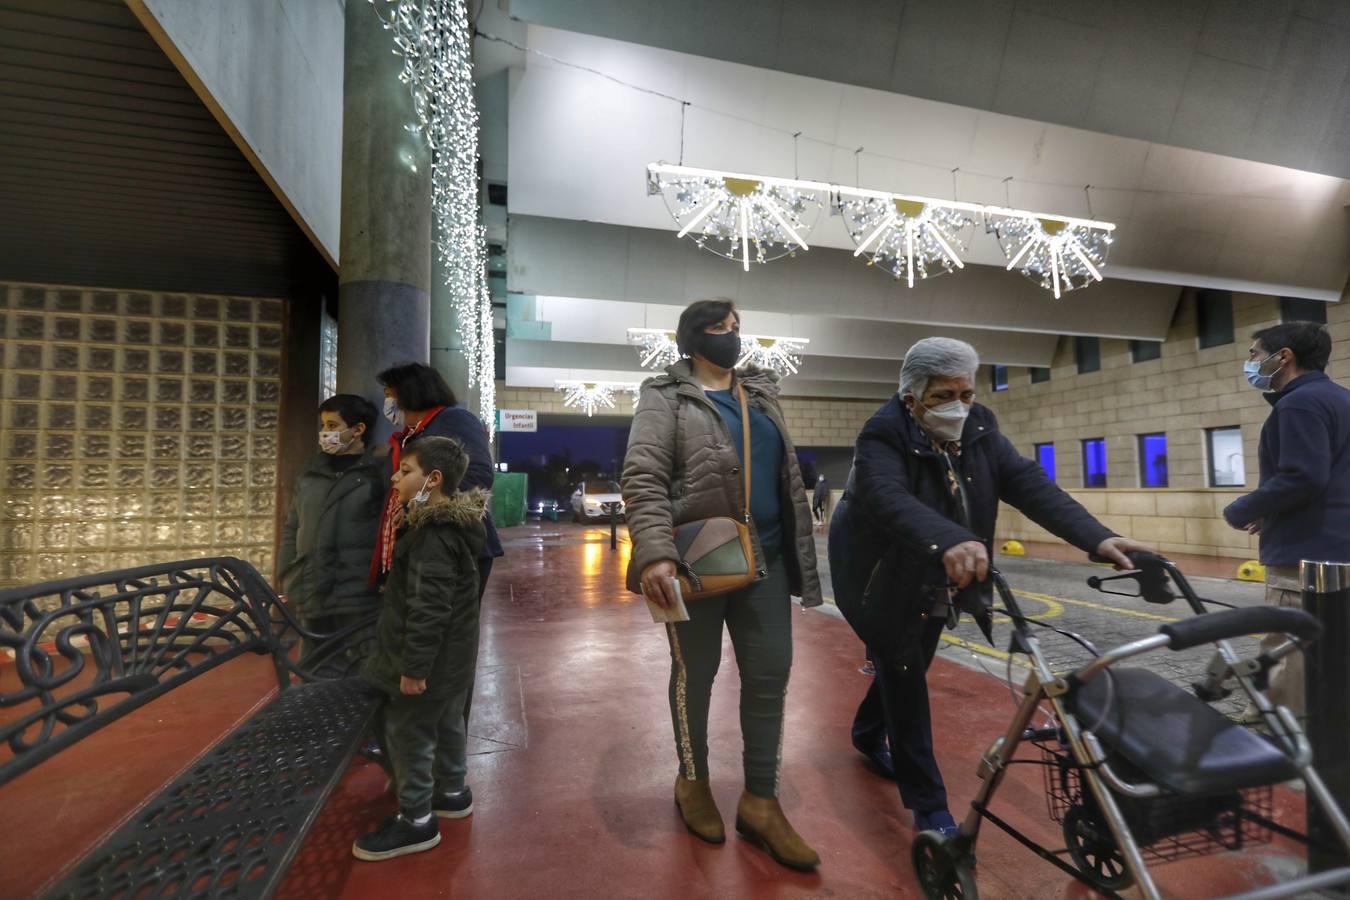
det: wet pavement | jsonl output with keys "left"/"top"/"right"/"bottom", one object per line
{"left": 3, "top": 520, "right": 1306, "bottom": 899}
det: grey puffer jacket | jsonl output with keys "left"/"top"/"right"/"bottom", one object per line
{"left": 622, "top": 359, "right": 822, "bottom": 607}
{"left": 278, "top": 449, "right": 390, "bottom": 619}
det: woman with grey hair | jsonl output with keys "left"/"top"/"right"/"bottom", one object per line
{"left": 828, "top": 336, "right": 1149, "bottom": 836}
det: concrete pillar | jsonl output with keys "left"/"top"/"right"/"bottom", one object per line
{"left": 336, "top": 0, "right": 432, "bottom": 442}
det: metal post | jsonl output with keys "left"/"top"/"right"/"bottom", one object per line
{"left": 604, "top": 503, "right": 620, "bottom": 550}
{"left": 1302, "top": 559, "right": 1350, "bottom": 877}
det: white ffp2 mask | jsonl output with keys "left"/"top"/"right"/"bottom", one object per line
{"left": 917, "top": 399, "right": 970, "bottom": 442}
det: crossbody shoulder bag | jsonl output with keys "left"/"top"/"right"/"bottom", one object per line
{"left": 626, "top": 382, "right": 757, "bottom": 600}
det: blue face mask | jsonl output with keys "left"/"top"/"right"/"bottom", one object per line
{"left": 1243, "top": 352, "right": 1283, "bottom": 391}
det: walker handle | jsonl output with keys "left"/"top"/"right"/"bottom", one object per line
{"left": 1160, "top": 606, "right": 1322, "bottom": 651}
{"left": 1087, "top": 551, "right": 1175, "bottom": 604}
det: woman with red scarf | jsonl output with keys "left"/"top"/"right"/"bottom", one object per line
{"left": 372, "top": 363, "right": 502, "bottom": 595}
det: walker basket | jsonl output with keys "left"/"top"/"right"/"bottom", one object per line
{"left": 1038, "top": 740, "right": 1273, "bottom": 863}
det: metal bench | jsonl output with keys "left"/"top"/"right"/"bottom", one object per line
{"left": 0, "top": 556, "right": 380, "bottom": 899}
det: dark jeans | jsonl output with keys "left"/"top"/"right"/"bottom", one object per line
{"left": 851, "top": 650, "right": 886, "bottom": 750}
{"left": 665, "top": 554, "right": 792, "bottom": 798}
{"left": 377, "top": 686, "right": 472, "bottom": 819}
{"left": 855, "top": 615, "right": 948, "bottom": 812}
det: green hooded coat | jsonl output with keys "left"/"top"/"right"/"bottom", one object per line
{"left": 361, "top": 489, "right": 488, "bottom": 701}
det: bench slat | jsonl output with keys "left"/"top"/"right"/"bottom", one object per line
{"left": 44, "top": 677, "right": 379, "bottom": 900}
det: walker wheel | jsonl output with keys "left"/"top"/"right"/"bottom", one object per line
{"left": 912, "top": 830, "right": 978, "bottom": 900}
{"left": 1063, "top": 804, "right": 1134, "bottom": 891}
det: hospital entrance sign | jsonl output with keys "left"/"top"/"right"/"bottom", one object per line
{"left": 497, "top": 409, "right": 538, "bottom": 432}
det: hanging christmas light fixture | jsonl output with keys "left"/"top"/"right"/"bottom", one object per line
{"left": 555, "top": 381, "right": 642, "bottom": 417}
{"left": 985, "top": 212, "right": 1114, "bottom": 300}
{"left": 647, "top": 163, "right": 825, "bottom": 271}
{"left": 737, "top": 335, "right": 809, "bottom": 376}
{"left": 626, "top": 328, "right": 810, "bottom": 378}
{"left": 371, "top": 0, "right": 497, "bottom": 434}
{"left": 836, "top": 190, "right": 979, "bottom": 287}
{"left": 645, "top": 162, "right": 1118, "bottom": 297}
{"left": 626, "top": 328, "right": 682, "bottom": 369}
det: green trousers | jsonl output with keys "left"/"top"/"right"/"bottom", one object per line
{"left": 378, "top": 685, "right": 472, "bottom": 819}
{"left": 665, "top": 555, "right": 792, "bottom": 798}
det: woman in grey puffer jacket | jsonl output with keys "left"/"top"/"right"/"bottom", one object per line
{"left": 621, "top": 298, "right": 821, "bottom": 872}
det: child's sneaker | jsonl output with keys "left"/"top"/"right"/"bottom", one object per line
{"left": 433, "top": 786, "right": 474, "bottom": 819}
{"left": 352, "top": 813, "right": 441, "bottom": 861}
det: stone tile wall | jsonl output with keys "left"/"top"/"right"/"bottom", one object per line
{"left": 985, "top": 290, "right": 1350, "bottom": 559}
{"left": 494, "top": 385, "right": 881, "bottom": 448}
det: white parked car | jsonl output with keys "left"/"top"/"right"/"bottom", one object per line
{"left": 570, "top": 480, "right": 625, "bottom": 522}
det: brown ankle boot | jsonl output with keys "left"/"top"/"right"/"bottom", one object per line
{"left": 674, "top": 776, "right": 725, "bottom": 843}
{"left": 735, "top": 791, "right": 820, "bottom": 871}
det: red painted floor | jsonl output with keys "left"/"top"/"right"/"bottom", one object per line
{"left": 1, "top": 524, "right": 1310, "bottom": 898}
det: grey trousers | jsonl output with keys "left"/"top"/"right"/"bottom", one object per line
{"left": 379, "top": 686, "right": 472, "bottom": 819}
{"left": 665, "top": 555, "right": 792, "bottom": 798}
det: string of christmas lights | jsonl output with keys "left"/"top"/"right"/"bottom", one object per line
{"left": 371, "top": 0, "right": 496, "bottom": 432}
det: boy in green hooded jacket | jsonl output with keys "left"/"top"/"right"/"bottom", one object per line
{"left": 353, "top": 436, "right": 488, "bottom": 862}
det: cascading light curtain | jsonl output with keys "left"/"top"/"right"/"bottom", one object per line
{"left": 370, "top": 0, "right": 496, "bottom": 433}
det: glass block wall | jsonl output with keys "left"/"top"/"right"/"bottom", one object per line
{"left": 0, "top": 283, "right": 285, "bottom": 589}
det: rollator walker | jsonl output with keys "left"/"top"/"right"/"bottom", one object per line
{"left": 912, "top": 551, "right": 1350, "bottom": 900}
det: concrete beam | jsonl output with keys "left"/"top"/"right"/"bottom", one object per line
{"left": 508, "top": 215, "right": 1181, "bottom": 342}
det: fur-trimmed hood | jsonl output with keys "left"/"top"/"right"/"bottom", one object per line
{"left": 407, "top": 488, "right": 490, "bottom": 530}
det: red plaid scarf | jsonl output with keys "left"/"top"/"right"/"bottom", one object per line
{"left": 368, "top": 406, "right": 446, "bottom": 584}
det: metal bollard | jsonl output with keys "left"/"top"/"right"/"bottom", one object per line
{"left": 602, "top": 502, "right": 620, "bottom": 551}
{"left": 1302, "top": 559, "right": 1350, "bottom": 877}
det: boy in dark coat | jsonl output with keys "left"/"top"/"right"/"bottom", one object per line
{"left": 353, "top": 436, "right": 487, "bottom": 862}
{"left": 277, "top": 394, "right": 387, "bottom": 659}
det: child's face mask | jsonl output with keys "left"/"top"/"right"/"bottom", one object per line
{"left": 410, "top": 475, "right": 433, "bottom": 505}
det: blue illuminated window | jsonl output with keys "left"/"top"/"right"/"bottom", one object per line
{"left": 1034, "top": 443, "right": 1056, "bottom": 481}
{"left": 992, "top": 365, "right": 1009, "bottom": 392}
{"left": 1082, "top": 438, "right": 1107, "bottom": 488}
{"left": 1139, "top": 433, "right": 1168, "bottom": 488}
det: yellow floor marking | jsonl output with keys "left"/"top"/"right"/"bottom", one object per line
{"left": 993, "top": 592, "right": 1065, "bottom": 622}
{"left": 1014, "top": 589, "right": 1180, "bottom": 623}
{"left": 939, "top": 633, "right": 1019, "bottom": 664}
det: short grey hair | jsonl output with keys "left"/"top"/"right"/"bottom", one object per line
{"left": 899, "top": 337, "right": 981, "bottom": 399}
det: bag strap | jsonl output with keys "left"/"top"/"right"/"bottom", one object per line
{"left": 736, "top": 382, "right": 752, "bottom": 520}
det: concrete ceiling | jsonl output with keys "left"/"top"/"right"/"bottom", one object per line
{"left": 479, "top": 4, "right": 1349, "bottom": 400}
{"left": 508, "top": 0, "right": 1350, "bottom": 181}
{"left": 506, "top": 25, "right": 1350, "bottom": 300}
{"left": 0, "top": 0, "right": 322, "bottom": 296}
